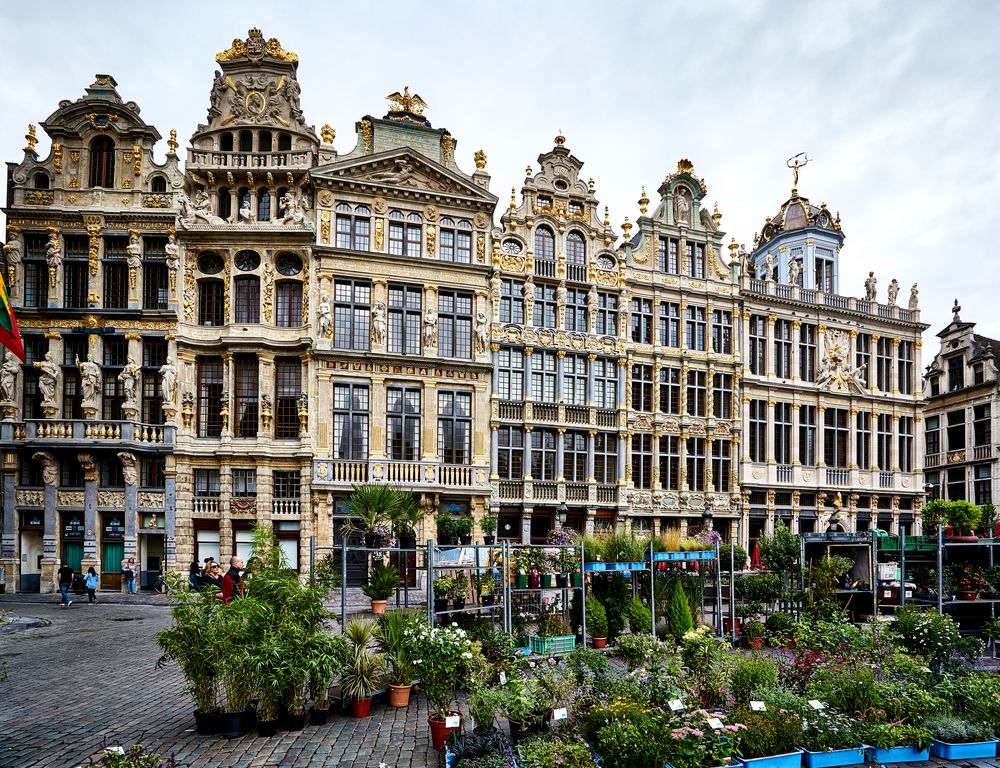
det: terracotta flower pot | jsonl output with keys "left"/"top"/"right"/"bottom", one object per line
{"left": 591, "top": 637, "right": 608, "bottom": 649}
{"left": 388, "top": 684, "right": 412, "bottom": 708}
{"left": 429, "top": 713, "right": 461, "bottom": 751}
{"left": 748, "top": 636, "right": 764, "bottom": 650}
{"left": 352, "top": 698, "right": 372, "bottom": 718}
{"left": 371, "top": 599, "right": 387, "bottom": 615}
{"left": 957, "top": 590, "right": 980, "bottom": 601}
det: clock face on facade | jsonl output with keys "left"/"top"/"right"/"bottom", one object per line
{"left": 501, "top": 239, "right": 522, "bottom": 255}
{"left": 596, "top": 254, "right": 616, "bottom": 270}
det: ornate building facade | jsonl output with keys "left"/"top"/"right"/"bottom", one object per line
{"left": 738, "top": 176, "right": 928, "bottom": 545}
{"left": 922, "top": 302, "right": 998, "bottom": 508}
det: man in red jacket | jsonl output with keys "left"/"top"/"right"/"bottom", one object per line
{"left": 220, "top": 556, "right": 245, "bottom": 604}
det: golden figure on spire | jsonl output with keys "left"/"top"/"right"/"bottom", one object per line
{"left": 386, "top": 87, "right": 428, "bottom": 115}
{"left": 787, "top": 152, "right": 809, "bottom": 192}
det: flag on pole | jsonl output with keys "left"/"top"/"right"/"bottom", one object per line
{"left": 0, "top": 271, "right": 24, "bottom": 362}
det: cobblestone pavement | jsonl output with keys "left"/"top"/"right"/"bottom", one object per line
{"left": 0, "top": 597, "right": 440, "bottom": 768}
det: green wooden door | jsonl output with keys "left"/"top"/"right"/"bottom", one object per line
{"left": 62, "top": 542, "right": 83, "bottom": 572}
{"left": 102, "top": 542, "right": 124, "bottom": 588}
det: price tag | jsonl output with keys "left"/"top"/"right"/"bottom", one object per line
{"left": 707, "top": 717, "right": 724, "bottom": 730}
{"left": 750, "top": 701, "right": 766, "bottom": 712}
{"left": 499, "top": 671, "right": 507, "bottom": 685}
{"left": 445, "top": 714, "right": 461, "bottom": 728}
{"left": 668, "top": 699, "right": 684, "bottom": 712}
{"left": 808, "top": 700, "right": 825, "bottom": 710}
{"left": 553, "top": 707, "right": 568, "bottom": 721}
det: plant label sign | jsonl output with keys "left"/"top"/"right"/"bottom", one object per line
{"left": 499, "top": 671, "right": 507, "bottom": 685}
{"left": 707, "top": 717, "right": 724, "bottom": 730}
{"left": 750, "top": 701, "right": 766, "bottom": 711}
{"left": 668, "top": 699, "right": 684, "bottom": 711}
{"left": 553, "top": 707, "right": 568, "bottom": 721}
{"left": 445, "top": 715, "right": 461, "bottom": 728}
{"left": 809, "top": 700, "right": 825, "bottom": 710}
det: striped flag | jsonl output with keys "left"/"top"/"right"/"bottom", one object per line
{"left": 0, "top": 271, "right": 24, "bottom": 362}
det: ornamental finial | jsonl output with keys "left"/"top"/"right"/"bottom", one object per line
{"left": 321, "top": 124, "right": 335, "bottom": 145}
{"left": 386, "top": 86, "right": 428, "bottom": 115}
{"left": 474, "top": 149, "right": 487, "bottom": 170}
{"left": 554, "top": 130, "right": 566, "bottom": 146}
{"left": 638, "top": 187, "right": 649, "bottom": 216}
{"left": 167, "top": 129, "right": 178, "bottom": 157}
{"left": 24, "top": 124, "right": 37, "bottom": 153}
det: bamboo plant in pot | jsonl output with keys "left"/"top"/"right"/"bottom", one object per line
{"left": 376, "top": 608, "right": 420, "bottom": 707}
{"left": 482, "top": 513, "right": 499, "bottom": 545}
{"left": 340, "top": 618, "right": 384, "bottom": 718}
{"left": 362, "top": 560, "right": 399, "bottom": 615}
{"left": 307, "top": 633, "right": 348, "bottom": 726}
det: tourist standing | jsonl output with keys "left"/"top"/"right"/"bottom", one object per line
{"left": 221, "top": 556, "right": 244, "bottom": 604}
{"left": 122, "top": 557, "right": 138, "bottom": 594}
{"left": 84, "top": 567, "right": 99, "bottom": 603}
{"left": 188, "top": 561, "right": 202, "bottom": 591}
{"left": 56, "top": 562, "right": 74, "bottom": 606}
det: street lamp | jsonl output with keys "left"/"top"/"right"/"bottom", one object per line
{"left": 557, "top": 501, "right": 568, "bottom": 529}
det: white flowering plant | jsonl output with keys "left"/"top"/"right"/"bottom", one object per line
{"left": 404, "top": 623, "right": 478, "bottom": 720}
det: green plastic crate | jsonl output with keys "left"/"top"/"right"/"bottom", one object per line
{"left": 530, "top": 635, "right": 576, "bottom": 655}
{"left": 878, "top": 536, "right": 900, "bottom": 552}
{"left": 905, "top": 536, "right": 937, "bottom": 552}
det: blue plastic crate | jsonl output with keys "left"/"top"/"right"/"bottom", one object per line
{"left": 865, "top": 745, "right": 929, "bottom": 764}
{"left": 930, "top": 739, "right": 997, "bottom": 760}
{"left": 801, "top": 747, "right": 865, "bottom": 768}
{"left": 739, "top": 750, "right": 802, "bottom": 768}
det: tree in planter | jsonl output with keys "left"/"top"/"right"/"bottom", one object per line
{"left": 340, "top": 618, "right": 384, "bottom": 717}
{"left": 758, "top": 521, "right": 799, "bottom": 587}
{"left": 344, "top": 483, "right": 399, "bottom": 544}
{"left": 946, "top": 500, "right": 983, "bottom": 540}
{"left": 666, "top": 578, "right": 693, "bottom": 643}
{"left": 453, "top": 515, "right": 475, "bottom": 543}
{"left": 376, "top": 609, "right": 420, "bottom": 706}
{"left": 481, "top": 513, "right": 499, "bottom": 543}
{"left": 585, "top": 598, "right": 609, "bottom": 646}
{"left": 361, "top": 560, "right": 399, "bottom": 614}
{"left": 719, "top": 542, "right": 749, "bottom": 572}
{"left": 436, "top": 513, "right": 458, "bottom": 543}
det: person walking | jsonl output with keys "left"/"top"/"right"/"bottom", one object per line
{"left": 84, "top": 567, "right": 99, "bottom": 603}
{"left": 56, "top": 562, "right": 74, "bottom": 606}
{"left": 122, "top": 557, "right": 138, "bottom": 594}
{"left": 220, "top": 556, "right": 245, "bottom": 604}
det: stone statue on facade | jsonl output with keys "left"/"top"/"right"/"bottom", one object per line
{"left": 75, "top": 355, "right": 102, "bottom": 411}
{"left": 280, "top": 190, "right": 309, "bottom": 226}
{"left": 0, "top": 349, "right": 18, "bottom": 402}
{"left": 887, "top": 279, "right": 899, "bottom": 306}
{"left": 475, "top": 310, "right": 489, "bottom": 353}
{"left": 159, "top": 358, "right": 177, "bottom": 404}
{"left": 908, "top": 283, "right": 919, "bottom": 310}
{"left": 489, "top": 269, "right": 502, "bottom": 310}
{"left": 45, "top": 231, "right": 61, "bottom": 271}
{"left": 763, "top": 253, "right": 774, "bottom": 281}
{"left": 208, "top": 70, "right": 228, "bottom": 120}
{"left": 864, "top": 271, "right": 877, "bottom": 301}
{"left": 318, "top": 296, "right": 333, "bottom": 338}
{"left": 285, "top": 76, "right": 303, "bottom": 122}
{"left": 176, "top": 191, "right": 224, "bottom": 229}
{"left": 587, "top": 284, "right": 599, "bottom": 326}
{"left": 817, "top": 329, "right": 866, "bottom": 394}
{"left": 3, "top": 232, "right": 22, "bottom": 267}
{"left": 737, "top": 244, "right": 750, "bottom": 277}
{"left": 673, "top": 187, "right": 691, "bottom": 225}
{"left": 117, "top": 452, "right": 138, "bottom": 487}
{"left": 164, "top": 231, "right": 181, "bottom": 273}
{"left": 118, "top": 356, "right": 141, "bottom": 408}
{"left": 32, "top": 451, "right": 58, "bottom": 486}
{"left": 371, "top": 300, "right": 386, "bottom": 345}
{"left": 238, "top": 196, "right": 253, "bottom": 224}
{"left": 787, "top": 256, "right": 802, "bottom": 286}
{"left": 422, "top": 308, "right": 438, "bottom": 348}
{"left": 34, "top": 352, "right": 60, "bottom": 405}
{"left": 555, "top": 281, "right": 567, "bottom": 311}
{"left": 125, "top": 230, "right": 142, "bottom": 272}
{"left": 370, "top": 160, "right": 415, "bottom": 186}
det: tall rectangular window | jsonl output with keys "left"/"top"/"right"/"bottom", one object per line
{"left": 497, "top": 426, "right": 524, "bottom": 480}
{"left": 197, "top": 356, "right": 223, "bottom": 437}
{"left": 974, "top": 464, "right": 992, "bottom": 505}
{"left": 234, "top": 354, "right": 259, "bottom": 438}
{"left": 712, "top": 440, "right": 731, "bottom": 492}
{"left": 799, "top": 405, "right": 816, "bottom": 465}
{"left": 659, "top": 435, "right": 679, "bottom": 490}
{"left": 141, "top": 337, "right": 167, "bottom": 425}
{"left": 815, "top": 249, "right": 834, "bottom": 292}
{"left": 63, "top": 235, "right": 89, "bottom": 309}
{"left": 533, "top": 283, "right": 557, "bottom": 329}
{"left": 232, "top": 469, "right": 257, "bottom": 497}
{"left": 593, "top": 358, "right": 617, "bottom": 408}
{"left": 497, "top": 347, "right": 524, "bottom": 400}
{"left": 23, "top": 233, "right": 47, "bottom": 308}
{"left": 333, "top": 279, "right": 371, "bottom": 351}
{"left": 875, "top": 337, "right": 893, "bottom": 391}
{"left": 531, "top": 429, "right": 557, "bottom": 481}
{"left": 198, "top": 281, "right": 224, "bottom": 326}
{"left": 631, "top": 364, "right": 653, "bottom": 412}
{"left": 103, "top": 236, "right": 128, "bottom": 309}
{"left": 774, "top": 402, "right": 791, "bottom": 464}
{"left": 274, "top": 357, "right": 301, "bottom": 439}
{"left": 595, "top": 292, "right": 617, "bottom": 336}
{"left": 925, "top": 415, "right": 940, "bottom": 456}
{"left": 332, "top": 383, "right": 369, "bottom": 460}
{"left": 499, "top": 279, "right": 524, "bottom": 325}
{"left": 335, "top": 204, "right": 370, "bottom": 250}
{"left": 657, "top": 237, "right": 679, "bottom": 273}
{"left": 947, "top": 466, "right": 965, "bottom": 501}
{"left": 22, "top": 335, "right": 46, "bottom": 418}
{"left": 948, "top": 356, "right": 964, "bottom": 391}
{"left": 439, "top": 220, "right": 472, "bottom": 264}
{"left": 275, "top": 281, "right": 303, "bottom": 327}
{"left": 712, "top": 373, "right": 732, "bottom": 420}
{"left": 388, "top": 284, "right": 422, "bottom": 355}
{"left": 595, "top": 433, "right": 618, "bottom": 484}
{"left": 748, "top": 399, "right": 766, "bottom": 462}
{"left": 530, "top": 350, "right": 557, "bottom": 401}
{"left": 565, "top": 289, "right": 588, "bottom": 332}
{"left": 974, "top": 404, "right": 991, "bottom": 446}
{"left": 438, "top": 290, "right": 472, "bottom": 359}
{"left": 234, "top": 277, "right": 260, "bottom": 324}
{"left": 683, "top": 242, "right": 705, "bottom": 278}
{"left": 61, "top": 335, "right": 87, "bottom": 419}
{"left": 631, "top": 298, "right": 652, "bottom": 344}
{"left": 799, "top": 323, "right": 816, "bottom": 382}
{"left": 194, "top": 469, "right": 221, "bottom": 497}
{"left": 274, "top": 470, "right": 301, "bottom": 499}
{"left": 897, "top": 341, "right": 913, "bottom": 395}
{"left": 856, "top": 334, "right": 871, "bottom": 387}
{"left": 856, "top": 412, "right": 871, "bottom": 469}
{"left": 876, "top": 414, "right": 893, "bottom": 470}
{"left": 686, "top": 437, "right": 706, "bottom": 491}
{"left": 947, "top": 409, "right": 966, "bottom": 451}
{"left": 686, "top": 369, "right": 706, "bottom": 417}
{"left": 563, "top": 431, "right": 587, "bottom": 482}
{"left": 774, "top": 320, "right": 792, "bottom": 378}
{"left": 142, "top": 235, "right": 168, "bottom": 310}
{"left": 562, "top": 355, "right": 587, "bottom": 405}
{"left": 659, "top": 302, "right": 680, "bottom": 347}
{"left": 387, "top": 386, "right": 420, "bottom": 460}
{"left": 748, "top": 315, "right": 767, "bottom": 375}
{"left": 102, "top": 336, "right": 127, "bottom": 420}
{"left": 631, "top": 433, "right": 652, "bottom": 489}
{"left": 824, "top": 408, "right": 849, "bottom": 468}
{"left": 711, "top": 310, "right": 732, "bottom": 354}
{"left": 388, "top": 213, "right": 421, "bottom": 258}
{"left": 659, "top": 367, "right": 680, "bottom": 415}
{"left": 141, "top": 457, "right": 165, "bottom": 488}
{"left": 438, "top": 391, "right": 472, "bottom": 464}
{"left": 685, "top": 306, "right": 706, "bottom": 351}
{"left": 898, "top": 416, "right": 913, "bottom": 472}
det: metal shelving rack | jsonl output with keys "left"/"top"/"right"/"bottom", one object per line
{"left": 503, "top": 541, "right": 586, "bottom": 651}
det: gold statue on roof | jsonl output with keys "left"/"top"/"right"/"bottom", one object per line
{"left": 787, "top": 152, "right": 809, "bottom": 192}
{"left": 216, "top": 28, "right": 298, "bottom": 63}
{"left": 386, "top": 87, "right": 427, "bottom": 115}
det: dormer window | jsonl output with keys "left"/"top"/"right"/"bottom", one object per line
{"left": 89, "top": 136, "right": 115, "bottom": 188}
{"left": 150, "top": 176, "right": 167, "bottom": 193}
{"left": 948, "top": 356, "right": 964, "bottom": 391}
{"left": 974, "top": 363, "right": 986, "bottom": 385}
{"left": 537, "top": 195, "right": 552, "bottom": 209}
{"left": 33, "top": 173, "right": 50, "bottom": 190}
{"left": 568, "top": 201, "right": 584, "bottom": 214}
{"left": 815, "top": 247, "right": 834, "bottom": 293}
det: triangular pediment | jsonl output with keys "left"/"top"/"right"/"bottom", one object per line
{"left": 313, "top": 149, "right": 496, "bottom": 204}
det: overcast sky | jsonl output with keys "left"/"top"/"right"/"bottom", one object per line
{"left": 2, "top": 0, "right": 998, "bottom": 344}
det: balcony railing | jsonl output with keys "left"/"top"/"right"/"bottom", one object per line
{"left": 533, "top": 482, "right": 558, "bottom": 501}
{"left": 534, "top": 403, "right": 559, "bottom": 422}
{"left": 879, "top": 471, "right": 894, "bottom": 488}
{"left": 776, "top": 465, "right": 793, "bottom": 483}
{"left": 315, "top": 459, "right": 487, "bottom": 490}
{"left": 566, "top": 264, "right": 587, "bottom": 283}
{"left": 498, "top": 401, "right": 523, "bottom": 420}
{"left": 925, "top": 453, "right": 942, "bottom": 468}
{"left": 535, "top": 259, "right": 556, "bottom": 278}
{"left": 565, "top": 406, "right": 590, "bottom": 425}
{"left": 596, "top": 409, "right": 617, "bottom": 428}
{"left": 825, "top": 468, "right": 849, "bottom": 486}
{"left": 498, "top": 481, "right": 523, "bottom": 500}
{"left": 272, "top": 499, "right": 300, "bottom": 516}
{"left": 974, "top": 445, "right": 992, "bottom": 460}
{"left": 597, "top": 484, "right": 618, "bottom": 504}
{"left": 189, "top": 150, "right": 314, "bottom": 169}
{"left": 329, "top": 460, "right": 368, "bottom": 483}
{"left": 12, "top": 420, "right": 173, "bottom": 446}
{"left": 566, "top": 483, "right": 589, "bottom": 501}
{"left": 193, "top": 497, "right": 220, "bottom": 515}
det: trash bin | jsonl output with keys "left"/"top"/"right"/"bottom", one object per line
{"left": 73, "top": 574, "right": 87, "bottom": 594}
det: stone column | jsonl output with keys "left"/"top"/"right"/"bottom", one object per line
{"left": 473, "top": 382, "right": 490, "bottom": 465}
{"left": 555, "top": 428, "right": 565, "bottom": 482}
{"left": 489, "top": 425, "right": 499, "bottom": 480}
{"left": 586, "top": 354, "right": 596, "bottom": 406}
{"left": 33, "top": 452, "right": 59, "bottom": 592}
{"left": 119, "top": 452, "right": 138, "bottom": 560}
{"left": 78, "top": 453, "right": 99, "bottom": 572}
{"left": 164, "top": 457, "right": 177, "bottom": 570}
{"left": 766, "top": 400, "right": 776, "bottom": 463}
{"left": 369, "top": 376, "right": 386, "bottom": 459}
{"left": 522, "top": 426, "right": 533, "bottom": 481}
{"left": 0, "top": 456, "right": 17, "bottom": 590}
{"left": 523, "top": 347, "right": 534, "bottom": 401}
{"left": 586, "top": 431, "right": 596, "bottom": 483}
{"left": 790, "top": 403, "right": 801, "bottom": 466}
{"left": 816, "top": 407, "right": 827, "bottom": 466}
{"left": 521, "top": 506, "right": 533, "bottom": 544}
{"left": 421, "top": 381, "right": 438, "bottom": 461}
{"left": 766, "top": 315, "right": 776, "bottom": 377}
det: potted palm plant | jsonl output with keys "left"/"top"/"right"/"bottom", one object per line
{"left": 391, "top": 492, "right": 424, "bottom": 550}
{"left": 482, "top": 513, "right": 499, "bottom": 545}
{"left": 345, "top": 483, "right": 399, "bottom": 548}
{"left": 361, "top": 560, "right": 399, "bottom": 615}
{"left": 340, "top": 618, "right": 384, "bottom": 718}
{"left": 376, "top": 609, "right": 419, "bottom": 708}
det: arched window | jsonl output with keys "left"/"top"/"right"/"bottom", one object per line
{"left": 89, "top": 136, "right": 116, "bottom": 188}
{"left": 335, "top": 204, "right": 371, "bottom": 250}
{"left": 220, "top": 133, "right": 234, "bottom": 152}
{"left": 150, "top": 176, "right": 167, "bottom": 193}
{"left": 440, "top": 219, "right": 472, "bottom": 263}
{"left": 388, "top": 211, "right": 422, "bottom": 258}
{"left": 238, "top": 131, "right": 253, "bottom": 153}
{"left": 258, "top": 132, "right": 273, "bottom": 152}
{"left": 33, "top": 173, "right": 50, "bottom": 190}
{"left": 217, "top": 189, "right": 232, "bottom": 221}
{"left": 567, "top": 231, "right": 586, "bottom": 265}
{"left": 257, "top": 189, "right": 271, "bottom": 221}
{"left": 277, "top": 133, "right": 292, "bottom": 152}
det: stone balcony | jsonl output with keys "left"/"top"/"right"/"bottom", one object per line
{"left": 493, "top": 478, "right": 619, "bottom": 506}
{"left": 745, "top": 278, "right": 920, "bottom": 323}
{"left": 746, "top": 461, "right": 922, "bottom": 494}
{"left": 312, "top": 459, "right": 490, "bottom": 492}
{"left": 3, "top": 420, "right": 174, "bottom": 451}
{"left": 494, "top": 400, "right": 620, "bottom": 430}
{"left": 187, "top": 149, "right": 315, "bottom": 170}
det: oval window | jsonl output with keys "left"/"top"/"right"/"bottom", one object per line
{"left": 275, "top": 253, "right": 303, "bottom": 276}
{"left": 198, "top": 252, "right": 224, "bottom": 275}
{"left": 234, "top": 250, "right": 261, "bottom": 271}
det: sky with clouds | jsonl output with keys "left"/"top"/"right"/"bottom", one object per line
{"left": 2, "top": 0, "right": 998, "bottom": 343}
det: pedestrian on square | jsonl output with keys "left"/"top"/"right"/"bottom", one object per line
{"left": 56, "top": 562, "right": 74, "bottom": 606}
{"left": 220, "top": 556, "right": 245, "bottom": 604}
{"left": 122, "top": 557, "right": 138, "bottom": 594}
{"left": 203, "top": 562, "right": 223, "bottom": 595}
{"left": 188, "top": 561, "right": 202, "bottom": 591}
{"left": 201, "top": 557, "right": 216, "bottom": 581}
{"left": 84, "top": 567, "right": 99, "bottom": 603}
